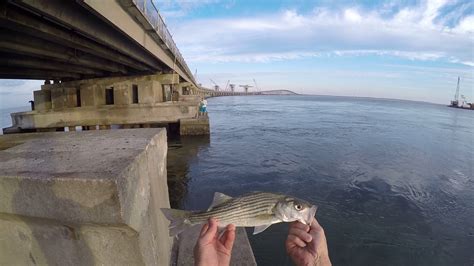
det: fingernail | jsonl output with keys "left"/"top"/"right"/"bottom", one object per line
{"left": 200, "top": 224, "right": 209, "bottom": 236}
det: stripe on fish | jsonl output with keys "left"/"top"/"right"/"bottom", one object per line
{"left": 161, "top": 191, "right": 317, "bottom": 237}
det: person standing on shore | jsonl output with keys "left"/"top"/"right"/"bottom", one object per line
{"left": 199, "top": 98, "right": 208, "bottom": 117}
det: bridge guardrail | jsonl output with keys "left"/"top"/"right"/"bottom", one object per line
{"left": 133, "top": 0, "right": 195, "bottom": 83}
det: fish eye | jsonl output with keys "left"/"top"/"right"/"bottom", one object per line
{"left": 294, "top": 204, "right": 303, "bottom": 211}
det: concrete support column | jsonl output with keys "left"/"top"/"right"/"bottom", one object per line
{"left": 180, "top": 117, "right": 210, "bottom": 135}
{"left": 33, "top": 90, "right": 52, "bottom": 111}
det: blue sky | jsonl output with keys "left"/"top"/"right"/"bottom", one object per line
{"left": 0, "top": 0, "right": 472, "bottom": 108}
{"left": 157, "top": 0, "right": 473, "bottom": 104}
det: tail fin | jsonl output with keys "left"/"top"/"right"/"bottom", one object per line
{"left": 161, "top": 208, "right": 192, "bottom": 237}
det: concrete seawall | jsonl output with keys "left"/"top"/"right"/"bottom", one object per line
{"left": 0, "top": 129, "right": 172, "bottom": 265}
{"left": 0, "top": 129, "right": 257, "bottom": 265}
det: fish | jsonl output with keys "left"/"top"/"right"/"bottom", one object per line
{"left": 161, "top": 191, "right": 317, "bottom": 237}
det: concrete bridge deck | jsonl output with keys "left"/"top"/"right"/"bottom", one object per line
{"left": 0, "top": 0, "right": 194, "bottom": 83}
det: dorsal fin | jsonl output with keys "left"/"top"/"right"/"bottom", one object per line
{"left": 207, "top": 192, "right": 232, "bottom": 211}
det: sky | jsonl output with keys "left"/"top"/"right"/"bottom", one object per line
{"left": 157, "top": 0, "right": 473, "bottom": 104}
{"left": 0, "top": 0, "right": 472, "bottom": 108}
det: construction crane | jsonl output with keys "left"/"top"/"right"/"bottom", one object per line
{"left": 210, "top": 79, "right": 220, "bottom": 91}
{"left": 229, "top": 84, "right": 235, "bottom": 92}
{"left": 224, "top": 80, "right": 230, "bottom": 91}
{"left": 253, "top": 79, "right": 259, "bottom": 92}
{"left": 239, "top": 84, "right": 253, "bottom": 93}
{"left": 451, "top": 76, "right": 460, "bottom": 107}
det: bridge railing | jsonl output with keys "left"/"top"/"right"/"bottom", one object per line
{"left": 133, "top": 0, "right": 195, "bottom": 83}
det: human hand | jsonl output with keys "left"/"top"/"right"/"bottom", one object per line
{"left": 194, "top": 218, "right": 236, "bottom": 266}
{"left": 286, "top": 217, "right": 331, "bottom": 266}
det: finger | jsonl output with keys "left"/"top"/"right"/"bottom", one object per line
{"left": 290, "top": 221, "right": 310, "bottom": 232}
{"left": 221, "top": 224, "right": 236, "bottom": 250}
{"left": 199, "top": 222, "right": 209, "bottom": 237}
{"left": 289, "top": 228, "right": 313, "bottom": 243}
{"left": 287, "top": 234, "right": 307, "bottom": 248}
{"left": 310, "top": 217, "right": 323, "bottom": 232}
{"left": 201, "top": 218, "right": 218, "bottom": 241}
{"left": 219, "top": 224, "right": 235, "bottom": 242}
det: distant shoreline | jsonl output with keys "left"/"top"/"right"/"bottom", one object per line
{"left": 231, "top": 93, "right": 445, "bottom": 106}
{"left": 301, "top": 93, "right": 447, "bottom": 106}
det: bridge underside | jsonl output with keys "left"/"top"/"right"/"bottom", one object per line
{"left": 0, "top": 0, "right": 177, "bottom": 81}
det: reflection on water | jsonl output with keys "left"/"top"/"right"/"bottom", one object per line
{"left": 167, "top": 136, "right": 210, "bottom": 208}
{"left": 166, "top": 96, "right": 474, "bottom": 266}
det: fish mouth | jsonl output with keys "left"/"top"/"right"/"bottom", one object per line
{"left": 300, "top": 205, "right": 317, "bottom": 225}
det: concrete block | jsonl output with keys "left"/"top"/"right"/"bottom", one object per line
{"left": 33, "top": 90, "right": 52, "bottom": 111}
{"left": 163, "top": 85, "right": 172, "bottom": 102}
{"left": 137, "top": 80, "right": 154, "bottom": 104}
{"left": 179, "top": 95, "right": 201, "bottom": 102}
{"left": 0, "top": 129, "right": 172, "bottom": 265}
{"left": 156, "top": 74, "right": 179, "bottom": 85}
{"left": 94, "top": 85, "right": 106, "bottom": 106}
{"left": 50, "top": 88, "right": 63, "bottom": 109}
{"left": 7, "top": 101, "right": 201, "bottom": 129}
{"left": 79, "top": 85, "right": 96, "bottom": 107}
{"left": 113, "top": 82, "right": 132, "bottom": 105}
{"left": 0, "top": 214, "right": 144, "bottom": 265}
{"left": 180, "top": 118, "right": 210, "bottom": 135}
{"left": 153, "top": 81, "right": 164, "bottom": 103}
{"left": 51, "top": 87, "right": 77, "bottom": 109}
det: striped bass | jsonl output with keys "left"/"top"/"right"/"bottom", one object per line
{"left": 161, "top": 191, "right": 317, "bottom": 236}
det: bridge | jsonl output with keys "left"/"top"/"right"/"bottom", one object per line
{"left": 0, "top": 2, "right": 291, "bottom": 265}
{"left": 1, "top": 0, "right": 295, "bottom": 137}
{"left": 0, "top": 0, "right": 195, "bottom": 82}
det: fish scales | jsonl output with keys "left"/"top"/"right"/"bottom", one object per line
{"left": 161, "top": 191, "right": 317, "bottom": 236}
{"left": 222, "top": 199, "right": 277, "bottom": 219}
{"left": 189, "top": 199, "right": 277, "bottom": 224}
{"left": 189, "top": 193, "right": 282, "bottom": 223}
{"left": 190, "top": 193, "right": 279, "bottom": 218}
{"left": 200, "top": 203, "right": 274, "bottom": 224}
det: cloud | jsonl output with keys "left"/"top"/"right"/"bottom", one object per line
{"left": 0, "top": 80, "right": 27, "bottom": 87}
{"left": 453, "top": 15, "right": 474, "bottom": 33}
{"left": 0, "top": 80, "right": 42, "bottom": 109}
{"left": 155, "top": 0, "right": 221, "bottom": 19}
{"left": 171, "top": 0, "right": 474, "bottom": 66}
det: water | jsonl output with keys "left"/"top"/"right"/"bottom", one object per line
{"left": 167, "top": 95, "right": 474, "bottom": 266}
{"left": 0, "top": 106, "right": 29, "bottom": 134}
{"left": 0, "top": 97, "right": 472, "bottom": 265}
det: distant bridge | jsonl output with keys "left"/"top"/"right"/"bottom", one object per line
{"left": 195, "top": 88, "right": 298, "bottom": 98}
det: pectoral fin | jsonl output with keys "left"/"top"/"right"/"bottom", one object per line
{"left": 253, "top": 224, "right": 272, "bottom": 235}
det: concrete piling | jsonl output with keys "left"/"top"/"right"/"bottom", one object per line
{"left": 3, "top": 73, "right": 209, "bottom": 136}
